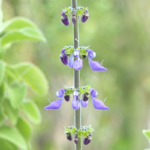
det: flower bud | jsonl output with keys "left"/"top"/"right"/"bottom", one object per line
{"left": 64, "top": 95, "right": 70, "bottom": 102}
{"left": 66, "top": 133, "right": 72, "bottom": 141}
{"left": 82, "top": 55, "right": 87, "bottom": 59}
{"left": 60, "top": 54, "right": 68, "bottom": 65}
{"left": 72, "top": 12, "right": 76, "bottom": 25}
{"left": 74, "top": 134, "right": 79, "bottom": 145}
{"left": 83, "top": 133, "right": 92, "bottom": 145}
{"left": 81, "top": 10, "right": 89, "bottom": 23}
{"left": 83, "top": 93, "right": 89, "bottom": 101}
{"left": 61, "top": 12, "right": 70, "bottom": 26}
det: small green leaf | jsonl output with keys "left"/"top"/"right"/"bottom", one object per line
{"left": 16, "top": 117, "right": 32, "bottom": 142}
{"left": 0, "top": 61, "right": 5, "bottom": 85}
{"left": 21, "top": 100, "right": 41, "bottom": 124}
{"left": 143, "top": 130, "right": 150, "bottom": 142}
{"left": 3, "top": 98, "right": 19, "bottom": 125}
{"left": 7, "top": 83, "right": 27, "bottom": 108}
{"left": 15, "top": 62, "right": 48, "bottom": 96}
{"left": 0, "top": 126, "right": 27, "bottom": 149}
{"left": 1, "top": 28, "right": 46, "bottom": 47}
{"left": 0, "top": 139, "right": 17, "bottom": 150}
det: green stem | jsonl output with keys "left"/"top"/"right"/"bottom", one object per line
{"left": 71, "top": 0, "right": 81, "bottom": 150}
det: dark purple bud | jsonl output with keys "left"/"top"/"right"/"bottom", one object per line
{"left": 83, "top": 93, "right": 89, "bottom": 101}
{"left": 82, "top": 55, "right": 87, "bottom": 59}
{"left": 83, "top": 133, "right": 92, "bottom": 145}
{"left": 74, "top": 134, "right": 79, "bottom": 145}
{"left": 64, "top": 95, "right": 70, "bottom": 102}
{"left": 61, "top": 17, "right": 70, "bottom": 26}
{"left": 81, "top": 10, "right": 89, "bottom": 23}
{"left": 72, "top": 12, "right": 76, "bottom": 25}
{"left": 60, "top": 54, "right": 68, "bottom": 65}
{"left": 66, "top": 133, "right": 72, "bottom": 141}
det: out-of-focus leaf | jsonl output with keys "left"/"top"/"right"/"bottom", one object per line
{"left": 0, "top": 61, "right": 5, "bottom": 85}
{"left": 15, "top": 62, "right": 48, "bottom": 96}
{"left": 1, "top": 28, "right": 46, "bottom": 47}
{"left": 16, "top": 117, "right": 32, "bottom": 142}
{"left": 0, "top": 126, "right": 27, "bottom": 149}
{"left": 7, "top": 83, "right": 27, "bottom": 108}
{"left": 3, "top": 98, "right": 19, "bottom": 125}
{"left": 0, "top": 139, "right": 17, "bottom": 150}
{"left": 5, "top": 64, "right": 20, "bottom": 82}
{"left": 143, "top": 130, "right": 150, "bottom": 142}
{"left": 21, "top": 100, "right": 41, "bottom": 124}
{"left": 1, "top": 17, "right": 38, "bottom": 32}
{"left": 0, "top": 83, "right": 5, "bottom": 124}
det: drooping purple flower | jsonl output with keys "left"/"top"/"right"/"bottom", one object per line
{"left": 74, "top": 134, "right": 79, "bottom": 145}
{"left": 73, "top": 58, "right": 83, "bottom": 70}
{"left": 71, "top": 90, "right": 80, "bottom": 110}
{"left": 81, "top": 10, "right": 89, "bottom": 23}
{"left": 83, "top": 133, "right": 92, "bottom": 145}
{"left": 68, "top": 53, "right": 74, "bottom": 68}
{"left": 87, "top": 49, "right": 96, "bottom": 59}
{"left": 61, "top": 12, "right": 70, "bottom": 26}
{"left": 72, "top": 12, "right": 76, "bottom": 25}
{"left": 90, "top": 88, "right": 109, "bottom": 110}
{"left": 60, "top": 49, "right": 68, "bottom": 65}
{"left": 64, "top": 95, "right": 70, "bottom": 102}
{"left": 89, "top": 59, "right": 107, "bottom": 71}
{"left": 81, "top": 95, "right": 88, "bottom": 108}
{"left": 44, "top": 99, "right": 63, "bottom": 109}
{"left": 73, "top": 49, "right": 83, "bottom": 70}
{"left": 44, "top": 89, "right": 65, "bottom": 110}
{"left": 66, "top": 133, "right": 72, "bottom": 141}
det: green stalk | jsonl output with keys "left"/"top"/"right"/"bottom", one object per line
{"left": 71, "top": 0, "right": 81, "bottom": 150}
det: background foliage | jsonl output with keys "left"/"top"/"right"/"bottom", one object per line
{"left": 1, "top": 0, "right": 150, "bottom": 150}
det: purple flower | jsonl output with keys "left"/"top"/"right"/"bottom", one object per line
{"left": 61, "top": 12, "right": 70, "bottom": 26}
{"left": 81, "top": 95, "right": 88, "bottom": 108}
{"left": 83, "top": 133, "right": 92, "bottom": 145}
{"left": 64, "top": 95, "right": 70, "bottom": 102}
{"left": 72, "top": 12, "right": 76, "bottom": 25}
{"left": 60, "top": 49, "right": 68, "bottom": 65}
{"left": 81, "top": 10, "right": 89, "bottom": 23}
{"left": 71, "top": 90, "right": 80, "bottom": 110}
{"left": 68, "top": 53, "right": 74, "bottom": 68}
{"left": 73, "top": 50, "right": 83, "bottom": 70}
{"left": 44, "top": 89, "right": 65, "bottom": 109}
{"left": 66, "top": 133, "right": 72, "bottom": 141}
{"left": 74, "top": 134, "right": 79, "bottom": 145}
{"left": 90, "top": 89, "right": 109, "bottom": 110}
{"left": 83, "top": 93, "right": 89, "bottom": 101}
{"left": 87, "top": 49, "right": 107, "bottom": 71}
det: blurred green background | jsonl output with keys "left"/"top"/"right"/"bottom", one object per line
{"left": 2, "top": 0, "right": 150, "bottom": 149}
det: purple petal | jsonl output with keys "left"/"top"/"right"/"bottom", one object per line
{"left": 68, "top": 53, "right": 74, "bottom": 68}
{"left": 92, "top": 98, "right": 109, "bottom": 110}
{"left": 90, "top": 88, "right": 98, "bottom": 98}
{"left": 74, "top": 58, "right": 83, "bottom": 70}
{"left": 81, "top": 97, "right": 88, "bottom": 108}
{"left": 61, "top": 17, "right": 70, "bottom": 26}
{"left": 74, "top": 134, "right": 79, "bottom": 145}
{"left": 71, "top": 99, "right": 80, "bottom": 110}
{"left": 87, "top": 49, "right": 96, "bottom": 59}
{"left": 89, "top": 59, "right": 107, "bottom": 71}
{"left": 81, "top": 14, "right": 89, "bottom": 23}
{"left": 60, "top": 54, "right": 68, "bottom": 65}
{"left": 56, "top": 89, "right": 65, "bottom": 98}
{"left": 44, "top": 99, "right": 63, "bottom": 109}
{"left": 74, "top": 49, "right": 80, "bottom": 58}
{"left": 72, "top": 16, "right": 76, "bottom": 25}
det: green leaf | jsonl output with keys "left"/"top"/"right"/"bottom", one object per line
{"left": 21, "top": 100, "right": 41, "bottom": 124}
{"left": 7, "top": 83, "right": 27, "bottom": 108}
{"left": 0, "top": 126, "right": 27, "bottom": 149}
{"left": 0, "top": 61, "right": 5, "bottom": 85}
{"left": 1, "top": 17, "right": 39, "bottom": 32}
{"left": 15, "top": 62, "right": 48, "bottom": 96}
{"left": 0, "top": 83, "right": 5, "bottom": 124}
{"left": 16, "top": 117, "right": 32, "bottom": 142}
{"left": 0, "top": 139, "right": 17, "bottom": 150}
{"left": 3, "top": 98, "right": 19, "bottom": 125}
{"left": 1, "top": 28, "right": 46, "bottom": 47}
{"left": 143, "top": 130, "right": 150, "bottom": 142}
